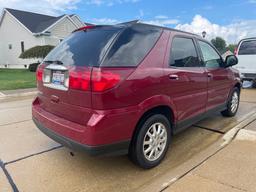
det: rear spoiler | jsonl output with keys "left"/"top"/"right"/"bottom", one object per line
{"left": 72, "top": 20, "right": 139, "bottom": 33}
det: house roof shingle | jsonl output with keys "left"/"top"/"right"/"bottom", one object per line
{"left": 5, "top": 8, "right": 65, "bottom": 33}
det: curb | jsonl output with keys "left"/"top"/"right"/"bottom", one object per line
{"left": 221, "top": 110, "right": 256, "bottom": 146}
{"left": 136, "top": 110, "right": 256, "bottom": 192}
{"left": 235, "top": 129, "right": 256, "bottom": 141}
{"left": 0, "top": 91, "right": 37, "bottom": 100}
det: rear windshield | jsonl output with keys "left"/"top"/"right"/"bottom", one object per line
{"left": 44, "top": 27, "right": 121, "bottom": 67}
{"left": 238, "top": 40, "right": 256, "bottom": 55}
{"left": 102, "top": 24, "right": 162, "bottom": 67}
{"left": 44, "top": 24, "right": 162, "bottom": 67}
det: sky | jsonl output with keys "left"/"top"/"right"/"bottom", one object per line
{"left": 0, "top": 0, "right": 256, "bottom": 44}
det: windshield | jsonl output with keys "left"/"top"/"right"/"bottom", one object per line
{"left": 238, "top": 40, "right": 256, "bottom": 55}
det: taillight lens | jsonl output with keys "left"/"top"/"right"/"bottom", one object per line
{"left": 69, "top": 67, "right": 91, "bottom": 91}
{"left": 68, "top": 67, "right": 132, "bottom": 92}
{"left": 91, "top": 68, "right": 121, "bottom": 92}
{"left": 36, "top": 64, "right": 44, "bottom": 81}
{"left": 234, "top": 47, "right": 238, "bottom": 55}
{"left": 73, "top": 25, "right": 95, "bottom": 33}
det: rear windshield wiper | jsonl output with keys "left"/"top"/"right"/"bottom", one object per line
{"left": 44, "top": 60, "right": 63, "bottom": 65}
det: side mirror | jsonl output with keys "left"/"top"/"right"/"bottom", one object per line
{"left": 225, "top": 55, "right": 238, "bottom": 68}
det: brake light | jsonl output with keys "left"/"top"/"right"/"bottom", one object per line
{"left": 234, "top": 47, "right": 238, "bottom": 55}
{"left": 73, "top": 25, "right": 95, "bottom": 33}
{"left": 91, "top": 68, "right": 121, "bottom": 92}
{"left": 36, "top": 64, "right": 44, "bottom": 81}
{"left": 69, "top": 67, "right": 91, "bottom": 91}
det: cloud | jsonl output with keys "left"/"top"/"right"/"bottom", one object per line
{"left": 0, "top": 0, "right": 80, "bottom": 15}
{"left": 85, "top": 0, "right": 140, "bottom": 6}
{"left": 175, "top": 15, "right": 256, "bottom": 44}
{"left": 143, "top": 15, "right": 179, "bottom": 26}
{"left": 155, "top": 15, "right": 168, "bottom": 19}
{"left": 144, "top": 19, "right": 179, "bottom": 26}
{"left": 89, "top": 18, "right": 120, "bottom": 24}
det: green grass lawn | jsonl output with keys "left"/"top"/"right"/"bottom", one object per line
{"left": 0, "top": 69, "right": 36, "bottom": 90}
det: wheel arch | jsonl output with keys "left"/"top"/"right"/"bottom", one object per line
{"left": 130, "top": 105, "right": 175, "bottom": 148}
{"left": 234, "top": 82, "right": 242, "bottom": 92}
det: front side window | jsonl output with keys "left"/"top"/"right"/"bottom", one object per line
{"left": 170, "top": 37, "right": 200, "bottom": 67}
{"left": 238, "top": 40, "right": 256, "bottom": 55}
{"left": 198, "top": 40, "right": 223, "bottom": 68}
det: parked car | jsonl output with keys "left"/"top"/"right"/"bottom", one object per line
{"left": 32, "top": 23, "right": 241, "bottom": 169}
{"left": 234, "top": 38, "right": 256, "bottom": 87}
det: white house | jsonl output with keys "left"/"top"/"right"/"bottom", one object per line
{"left": 0, "top": 8, "right": 86, "bottom": 68}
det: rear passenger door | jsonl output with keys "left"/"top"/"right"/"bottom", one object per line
{"left": 164, "top": 36, "right": 208, "bottom": 123}
{"left": 197, "top": 40, "right": 232, "bottom": 111}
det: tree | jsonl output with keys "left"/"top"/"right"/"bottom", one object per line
{"left": 211, "top": 37, "right": 227, "bottom": 54}
{"left": 19, "top": 45, "right": 54, "bottom": 59}
{"left": 226, "top": 44, "right": 237, "bottom": 53}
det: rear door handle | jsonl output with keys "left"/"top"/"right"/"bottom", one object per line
{"left": 169, "top": 74, "right": 179, "bottom": 80}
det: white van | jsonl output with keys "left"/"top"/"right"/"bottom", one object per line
{"left": 234, "top": 38, "right": 256, "bottom": 87}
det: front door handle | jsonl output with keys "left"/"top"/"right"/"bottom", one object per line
{"left": 169, "top": 74, "right": 179, "bottom": 80}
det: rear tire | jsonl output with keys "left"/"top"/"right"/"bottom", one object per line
{"left": 221, "top": 87, "right": 240, "bottom": 117}
{"left": 252, "top": 81, "right": 256, "bottom": 88}
{"left": 129, "top": 114, "right": 171, "bottom": 169}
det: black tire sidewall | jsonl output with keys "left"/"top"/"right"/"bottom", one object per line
{"left": 134, "top": 114, "right": 171, "bottom": 169}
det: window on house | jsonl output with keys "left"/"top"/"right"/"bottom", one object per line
{"left": 21, "top": 41, "right": 25, "bottom": 53}
{"left": 8, "top": 44, "right": 12, "bottom": 50}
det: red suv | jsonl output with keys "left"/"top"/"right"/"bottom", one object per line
{"left": 32, "top": 23, "right": 241, "bottom": 169}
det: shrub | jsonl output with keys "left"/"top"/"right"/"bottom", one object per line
{"left": 19, "top": 45, "right": 55, "bottom": 59}
{"left": 28, "top": 62, "right": 40, "bottom": 72}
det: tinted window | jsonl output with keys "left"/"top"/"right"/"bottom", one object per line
{"left": 170, "top": 37, "right": 200, "bottom": 67}
{"left": 238, "top": 40, "right": 256, "bottom": 55}
{"left": 44, "top": 28, "right": 120, "bottom": 67}
{"left": 102, "top": 24, "right": 162, "bottom": 67}
{"left": 198, "top": 41, "right": 222, "bottom": 68}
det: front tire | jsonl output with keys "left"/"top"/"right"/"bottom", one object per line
{"left": 129, "top": 114, "right": 171, "bottom": 169}
{"left": 221, "top": 87, "right": 240, "bottom": 117}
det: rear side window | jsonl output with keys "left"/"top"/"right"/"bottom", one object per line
{"left": 44, "top": 28, "right": 120, "bottom": 67}
{"left": 170, "top": 37, "right": 201, "bottom": 67}
{"left": 102, "top": 24, "right": 162, "bottom": 67}
{"left": 238, "top": 40, "right": 256, "bottom": 55}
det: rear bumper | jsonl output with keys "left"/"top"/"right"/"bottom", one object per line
{"left": 33, "top": 117, "right": 130, "bottom": 156}
{"left": 32, "top": 96, "right": 139, "bottom": 156}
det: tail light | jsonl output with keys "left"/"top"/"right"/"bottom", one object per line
{"left": 69, "top": 67, "right": 91, "bottom": 91}
{"left": 73, "top": 25, "right": 95, "bottom": 33}
{"left": 234, "top": 47, "right": 238, "bottom": 55}
{"left": 68, "top": 67, "right": 121, "bottom": 92}
{"left": 36, "top": 64, "right": 44, "bottom": 81}
{"left": 91, "top": 68, "right": 121, "bottom": 92}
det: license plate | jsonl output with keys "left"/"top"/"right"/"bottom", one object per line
{"left": 52, "top": 71, "right": 65, "bottom": 85}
